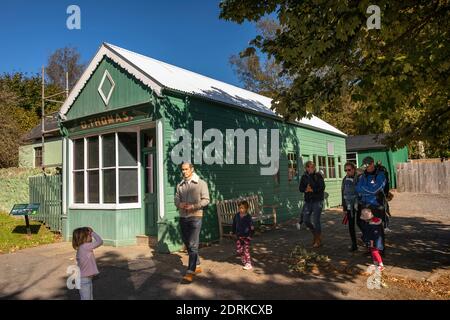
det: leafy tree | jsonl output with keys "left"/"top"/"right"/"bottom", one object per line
{"left": 230, "top": 18, "right": 292, "bottom": 97}
{"left": 46, "top": 47, "right": 85, "bottom": 90}
{"left": 0, "top": 47, "right": 84, "bottom": 167}
{"left": 0, "top": 72, "right": 61, "bottom": 167}
{"left": 220, "top": 0, "right": 450, "bottom": 155}
{"left": 0, "top": 81, "right": 21, "bottom": 167}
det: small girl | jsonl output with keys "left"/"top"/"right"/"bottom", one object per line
{"left": 360, "top": 208, "right": 384, "bottom": 271}
{"left": 72, "top": 227, "right": 103, "bottom": 300}
{"left": 231, "top": 200, "right": 255, "bottom": 270}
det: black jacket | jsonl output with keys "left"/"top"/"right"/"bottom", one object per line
{"left": 299, "top": 172, "right": 325, "bottom": 202}
{"left": 232, "top": 213, "right": 253, "bottom": 237}
{"left": 341, "top": 174, "right": 359, "bottom": 210}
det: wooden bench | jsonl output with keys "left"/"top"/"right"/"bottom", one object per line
{"left": 216, "top": 195, "right": 277, "bottom": 239}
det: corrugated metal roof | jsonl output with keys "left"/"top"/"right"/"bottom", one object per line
{"left": 61, "top": 43, "right": 347, "bottom": 137}
{"left": 346, "top": 134, "right": 388, "bottom": 152}
{"left": 22, "top": 113, "right": 60, "bottom": 142}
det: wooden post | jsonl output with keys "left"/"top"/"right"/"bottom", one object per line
{"left": 41, "top": 66, "right": 45, "bottom": 168}
{"left": 24, "top": 215, "right": 31, "bottom": 236}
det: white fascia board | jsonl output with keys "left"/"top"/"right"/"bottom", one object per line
{"left": 59, "top": 44, "right": 163, "bottom": 119}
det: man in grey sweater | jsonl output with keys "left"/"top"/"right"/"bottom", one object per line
{"left": 175, "top": 162, "right": 210, "bottom": 283}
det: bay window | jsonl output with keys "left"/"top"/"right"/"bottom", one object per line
{"left": 72, "top": 131, "right": 140, "bottom": 207}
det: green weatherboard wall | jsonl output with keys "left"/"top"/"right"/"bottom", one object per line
{"left": 62, "top": 56, "right": 347, "bottom": 253}
{"left": 19, "top": 138, "right": 62, "bottom": 168}
{"left": 159, "top": 92, "right": 346, "bottom": 252}
{"left": 356, "top": 147, "right": 408, "bottom": 189}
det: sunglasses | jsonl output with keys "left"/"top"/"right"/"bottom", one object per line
{"left": 345, "top": 169, "right": 354, "bottom": 172}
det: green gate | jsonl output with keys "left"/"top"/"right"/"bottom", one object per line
{"left": 29, "top": 175, "right": 62, "bottom": 232}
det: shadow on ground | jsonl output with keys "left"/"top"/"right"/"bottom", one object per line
{"left": 12, "top": 225, "right": 41, "bottom": 234}
{"left": 2, "top": 207, "right": 449, "bottom": 300}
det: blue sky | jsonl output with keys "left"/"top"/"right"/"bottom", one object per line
{"left": 0, "top": 0, "right": 258, "bottom": 86}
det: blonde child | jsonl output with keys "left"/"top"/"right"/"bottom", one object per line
{"left": 72, "top": 227, "right": 103, "bottom": 300}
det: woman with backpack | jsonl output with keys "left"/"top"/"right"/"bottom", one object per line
{"left": 299, "top": 161, "right": 326, "bottom": 248}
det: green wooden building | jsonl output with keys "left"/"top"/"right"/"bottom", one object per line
{"left": 19, "top": 113, "right": 62, "bottom": 169}
{"left": 346, "top": 134, "right": 408, "bottom": 189}
{"left": 59, "top": 43, "right": 347, "bottom": 252}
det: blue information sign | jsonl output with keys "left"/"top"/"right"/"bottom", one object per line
{"left": 10, "top": 203, "right": 40, "bottom": 216}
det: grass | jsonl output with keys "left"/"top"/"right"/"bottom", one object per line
{"left": 0, "top": 212, "right": 60, "bottom": 254}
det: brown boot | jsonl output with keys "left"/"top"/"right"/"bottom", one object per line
{"left": 311, "top": 230, "right": 317, "bottom": 246}
{"left": 313, "top": 233, "right": 322, "bottom": 248}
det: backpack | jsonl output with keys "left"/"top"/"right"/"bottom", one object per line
{"left": 375, "top": 164, "right": 390, "bottom": 196}
{"left": 373, "top": 165, "right": 393, "bottom": 218}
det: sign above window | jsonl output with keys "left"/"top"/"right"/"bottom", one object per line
{"left": 98, "top": 70, "right": 116, "bottom": 106}
{"left": 66, "top": 104, "right": 152, "bottom": 134}
{"left": 327, "top": 142, "right": 334, "bottom": 155}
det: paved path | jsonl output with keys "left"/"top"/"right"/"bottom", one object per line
{"left": 0, "top": 192, "right": 448, "bottom": 300}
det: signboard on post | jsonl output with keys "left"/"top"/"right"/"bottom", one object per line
{"left": 10, "top": 203, "right": 40, "bottom": 236}
{"left": 10, "top": 203, "right": 40, "bottom": 216}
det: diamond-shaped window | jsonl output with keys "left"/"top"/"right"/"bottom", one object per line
{"left": 98, "top": 70, "right": 115, "bottom": 106}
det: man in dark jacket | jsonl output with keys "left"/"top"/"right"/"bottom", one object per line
{"left": 299, "top": 161, "right": 326, "bottom": 247}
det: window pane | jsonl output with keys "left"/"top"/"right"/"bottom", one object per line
{"left": 103, "top": 169, "right": 116, "bottom": 203}
{"left": 74, "top": 172, "right": 84, "bottom": 203}
{"left": 118, "top": 132, "right": 137, "bottom": 166}
{"left": 287, "top": 152, "right": 298, "bottom": 182}
{"left": 34, "top": 147, "right": 42, "bottom": 167}
{"left": 88, "top": 137, "right": 99, "bottom": 169}
{"left": 102, "top": 133, "right": 116, "bottom": 168}
{"left": 74, "top": 139, "right": 84, "bottom": 170}
{"left": 88, "top": 170, "right": 99, "bottom": 203}
{"left": 318, "top": 156, "right": 327, "bottom": 178}
{"left": 119, "top": 169, "right": 138, "bottom": 203}
{"left": 328, "top": 157, "right": 336, "bottom": 178}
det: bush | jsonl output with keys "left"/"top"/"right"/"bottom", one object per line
{"left": 0, "top": 168, "right": 42, "bottom": 213}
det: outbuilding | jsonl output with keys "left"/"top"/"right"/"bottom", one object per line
{"left": 19, "top": 112, "right": 62, "bottom": 169}
{"left": 59, "top": 43, "right": 347, "bottom": 252}
{"left": 346, "top": 134, "right": 408, "bottom": 189}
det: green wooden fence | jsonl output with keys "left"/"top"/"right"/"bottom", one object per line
{"left": 29, "top": 175, "right": 62, "bottom": 232}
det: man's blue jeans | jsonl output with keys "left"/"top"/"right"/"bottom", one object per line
{"left": 180, "top": 216, "right": 202, "bottom": 272}
{"left": 302, "top": 201, "right": 323, "bottom": 234}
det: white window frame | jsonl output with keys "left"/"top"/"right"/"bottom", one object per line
{"left": 34, "top": 146, "right": 43, "bottom": 168}
{"left": 346, "top": 152, "right": 359, "bottom": 166}
{"left": 98, "top": 70, "right": 116, "bottom": 106}
{"left": 69, "top": 128, "right": 141, "bottom": 210}
{"left": 337, "top": 155, "right": 343, "bottom": 178}
{"left": 318, "top": 155, "right": 327, "bottom": 179}
{"left": 327, "top": 155, "right": 337, "bottom": 179}
{"left": 287, "top": 151, "right": 298, "bottom": 182}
